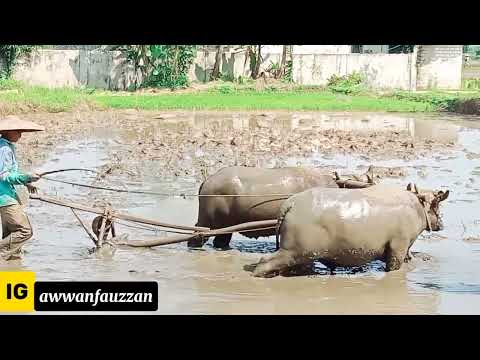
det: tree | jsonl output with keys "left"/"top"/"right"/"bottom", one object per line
{"left": 210, "top": 45, "right": 223, "bottom": 81}
{"left": 275, "top": 45, "right": 288, "bottom": 79}
{"left": 243, "top": 45, "right": 263, "bottom": 79}
{"left": 122, "top": 45, "right": 197, "bottom": 89}
{"left": 0, "top": 45, "right": 38, "bottom": 78}
{"left": 388, "top": 45, "right": 414, "bottom": 54}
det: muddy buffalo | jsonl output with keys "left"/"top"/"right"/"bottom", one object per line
{"left": 251, "top": 183, "right": 449, "bottom": 277}
{"left": 188, "top": 166, "right": 348, "bottom": 249}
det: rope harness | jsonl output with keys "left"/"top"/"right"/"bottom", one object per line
{"left": 30, "top": 168, "right": 375, "bottom": 248}
{"left": 422, "top": 203, "right": 432, "bottom": 232}
{"left": 41, "top": 176, "right": 295, "bottom": 198}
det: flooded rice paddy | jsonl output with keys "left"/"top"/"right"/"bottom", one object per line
{"left": 1, "top": 110, "right": 480, "bottom": 314}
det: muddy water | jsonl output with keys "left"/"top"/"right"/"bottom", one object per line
{"left": 2, "top": 111, "right": 480, "bottom": 314}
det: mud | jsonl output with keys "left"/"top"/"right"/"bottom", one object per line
{"left": 2, "top": 110, "right": 480, "bottom": 314}
{"left": 15, "top": 110, "right": 458, "bottom": 182}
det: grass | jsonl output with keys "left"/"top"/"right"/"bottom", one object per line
{"left": 93, "top": 91, "right": 435, "bottom": 112}
{"left": 389, "top": 90, "right": 480, "bottom": 112}
{"left": 1, "top": 79, "right": 479, "bottom": 114}
{"left": 462, "top": 78, "right": 480, "bottom": 90}
{"left": 0, "top": 80, "right": 94, "bottom": 113}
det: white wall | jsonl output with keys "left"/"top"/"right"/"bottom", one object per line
{"left": 260, "top": 45, "right": 351, "bottom": 54}
{"left": 293, "top": 45, "right": 352, "bottom": 54}
{"left": 416, "top": 45, "right": 463, "bottom": 89}
{"left": 12, "top": 50, "right": 139, "bottom": 90}
{"left": 3, "top": 46, "right": 463, "bottom": 91}
{"left": 292, "top": 53, "right": 414, "bottom": 90}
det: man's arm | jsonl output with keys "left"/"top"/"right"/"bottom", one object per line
{"left": 0, "top": 147, "right": 33, "bottom": 185}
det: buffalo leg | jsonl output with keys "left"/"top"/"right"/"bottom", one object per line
{"left": 187, "top": 236, "right": 207, "bottom": 249}
{"left": 385, "top": 240, "right": 408, "bottom": 272}
{"left": 213, "top": 234, "right": 232, "bottom": 249}
{"left": 404, "top": 250, "right": 413, "bottom": 263}
{"left": 252, "top": 249, "right": 305, "bottom": 278}
{"left": 404, "top": 243, "right": 415, "bottom": 263}
{"left": 244, "top": 251, "right": 278, "bottom": 272}
{"left": 256, "top": 250, "right": 281, "bottom": 264}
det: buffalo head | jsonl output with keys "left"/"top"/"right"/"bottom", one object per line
{"left": 407, "top": 183, "right": 449, "bottom": 231}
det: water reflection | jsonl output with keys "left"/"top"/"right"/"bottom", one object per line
{"left": 137, "top": 111, "right": 460, "bottom": 144}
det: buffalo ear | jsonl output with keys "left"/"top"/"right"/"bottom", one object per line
{"left": 367, "top": 166, "right": 374, "bottom": 178}
{"left": 407, "top": 183, "right": 419, "bottom": 193}
{"left": 437, "top": 190, "right": 450, "bottom": 202}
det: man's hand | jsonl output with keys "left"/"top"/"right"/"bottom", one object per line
{"left": 26, "top": 184, "right": 38, "bottom": 194}
{"left": 27, "top": 173, "right": 41, "bottom": 182}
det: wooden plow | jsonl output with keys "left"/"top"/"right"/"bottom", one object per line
{"left": 29, "top": 194, "right": 279, "bottom": 250}
{"left": 29, "top": 171, "right": 375, "bottom": 251}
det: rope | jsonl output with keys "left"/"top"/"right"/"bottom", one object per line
{"left": 39, "top": 168, "right": 371, "bottom": 198}
{"left": 38, "top": 168, "right": 100, "bottom": 177}
{"left": 209, "top": 226, "right": 277, "bottom": 235}
{"left": 114, "top": 219, "right": 165, "bottom": 232}
{"left": 101, "top": 216, "right": 279, "bottom": 238}
{"left": 41, "top": 176, "right": 294, "bottom": 198}
{"left": 114, "top": 219, "right": 193, "bottom": 235}
{"left": 114, "top": 218, "right": 276, "bottom": 236}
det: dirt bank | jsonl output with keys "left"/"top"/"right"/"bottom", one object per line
{"left": 454, "top": 98, "right": 480, "bottom": 115}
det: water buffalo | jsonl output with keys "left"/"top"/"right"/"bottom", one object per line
{"left": 251, "top": 183, "right": 449, "bottom": 277}
{"left": 189, "top": 166, "right": 350, "bottom": 249}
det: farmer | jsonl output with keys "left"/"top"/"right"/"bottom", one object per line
{"left": 0, "top": 115, "right": 44, "bottom": 261}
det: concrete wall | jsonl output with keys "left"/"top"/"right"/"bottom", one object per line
{"left": 463, "top": 59, "right": 480, "bottom": 79}
{"left": 2, "top": 46, "right": 463, "bottom": 91}
{"left": 260, "top": 46, "right": 351, "bottom": 54}
{"left": 292, "top": 45, "right": 352, "bottom": 54}
{"left": 190, "top": 46, "right": 351, "bottom": 82}
{"left": 361, "top": 45, "right": 389, "bottom": 54}
{"left": 416, "top": 45, "right": 463, "bottom": 89}
{"left": 292, "top": 53, "right": 415, "bottom": 90}
{"left": 189, "top": 49, "right": 282, "bottom": 82}
{"left": 12, "top": 50, "right": 140, "bottom": 90}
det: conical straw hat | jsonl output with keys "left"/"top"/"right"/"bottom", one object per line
{"left": 0, "top": 115, "right": 45, "bottom": 132}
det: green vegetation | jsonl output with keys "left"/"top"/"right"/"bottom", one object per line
{"left": 1, "top": 79, "right": 479, "bottom": 114}
{"left": 464, "top": 45, "right": 480, "bottom": 59}
{"left": 0, "top": 80, "right": 93, "bottom": 113}
{"left": 0, "top": 78, "right": 22, "bottom": 90}
{"left": 326, "top": 72, "right": 365, "bottom": 95}
{"left": 3, "top": 45, "right": 479, "bottom": 114}
{"left": 93, "top": 91, "right": 433, "bottom": 112}
{"left": 0, "top": 45, "right": 39, "bottom": 79}
{"left": 389, "top": 90, "right": 480, "bottom": 112}
{"left": 463, "top": 79, "right": 480, "bottom": 91}
{"left": 118, "top": 45, "right": 197, "bottom": 89}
